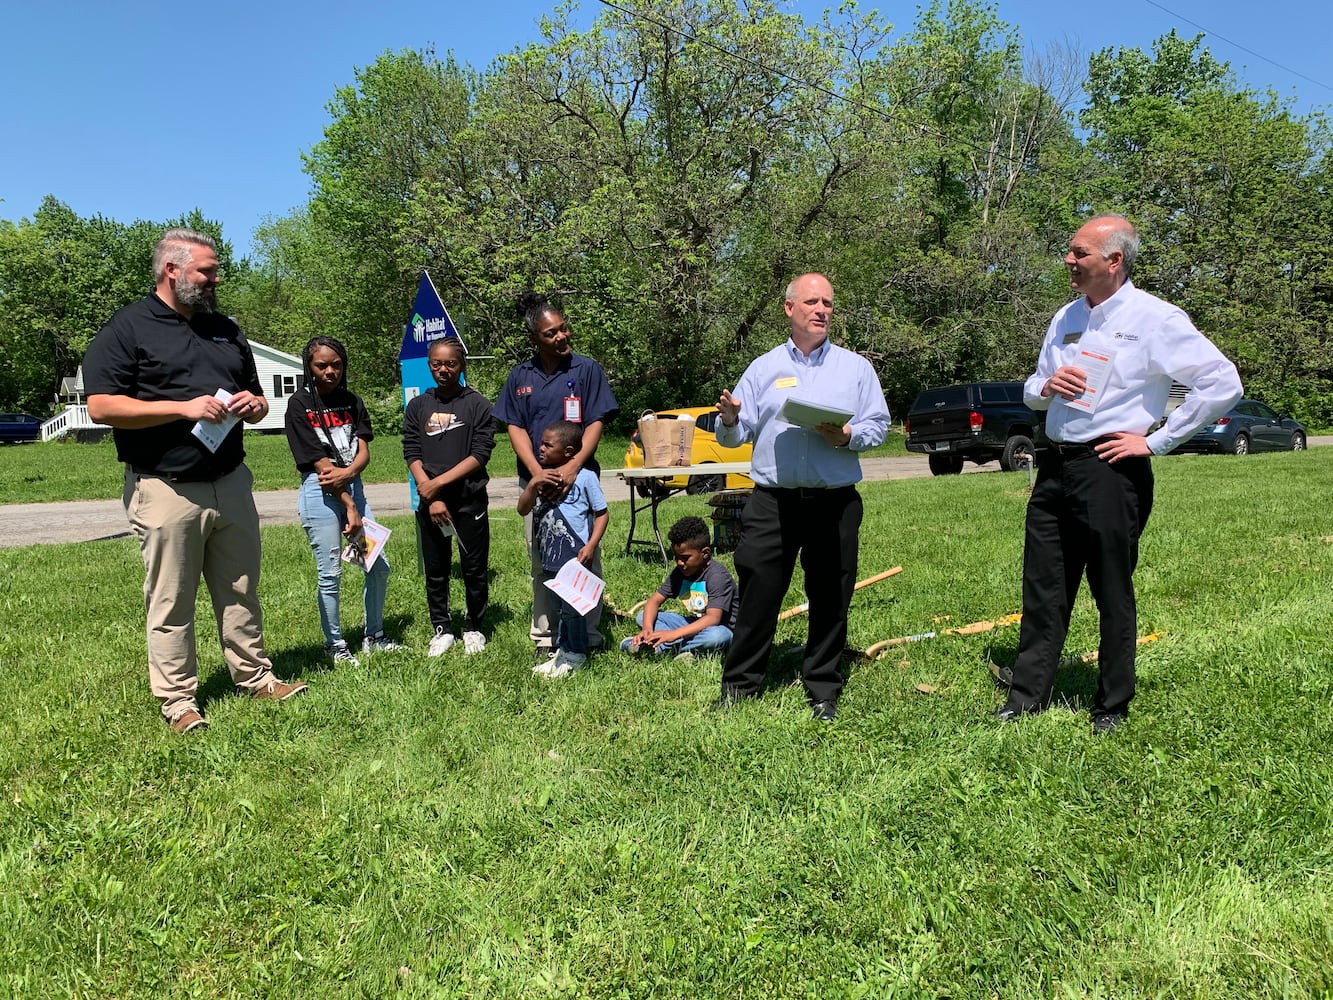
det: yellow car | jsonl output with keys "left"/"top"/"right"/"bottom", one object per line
{"left": 622, "top": 406, "right": 754, "bottom": 495}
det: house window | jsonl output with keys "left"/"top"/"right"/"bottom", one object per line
{"left": 272, "top": 374, "right": 298, "bottom": 398}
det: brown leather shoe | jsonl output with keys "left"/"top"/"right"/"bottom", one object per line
{"left": 169, "top": 708, "right": 208, "bottom": 734}
{"left": 250, "top": 679, "right": 309, "bottom": 702}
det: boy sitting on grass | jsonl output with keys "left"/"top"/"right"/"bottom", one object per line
{"left": 518, "top": 420, "right": 609, "bottom": 679}
{"left": 621, "top": 516, "right": 738, "bottom": 660}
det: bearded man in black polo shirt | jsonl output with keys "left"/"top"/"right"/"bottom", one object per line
{"left": 85, "top": 228, "right": 307, "bottom": 734}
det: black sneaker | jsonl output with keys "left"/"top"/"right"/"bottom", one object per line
{"left": 1092, "top": 713, "right": 1126, "bottom": 735}
{"left": 708, "top": 688, "right": 755, "bottom": 713}
{"left": 994, "top": 702, "right": 1041, "bottom": 722}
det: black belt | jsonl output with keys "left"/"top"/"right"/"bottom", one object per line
{"left": 1044, "top": 436, "right": 1114, "bottom": 456}
{"left": 130, "top": 464, "right": 230, "bottom": 484}
{"left": 757, "top": 484, "right": 856, "bottom": 500}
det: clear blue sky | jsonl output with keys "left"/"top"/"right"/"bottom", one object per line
{"left": 2, "top": 0, "right": 1327, "bottom": 258}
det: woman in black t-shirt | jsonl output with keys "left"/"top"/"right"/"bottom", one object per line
{"left": 284, "top": 336, "right": 403, "bottom": 666}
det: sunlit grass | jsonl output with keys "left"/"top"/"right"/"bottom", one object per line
{"left": 1, "top": 450, "right": 1329, "bottom": 997}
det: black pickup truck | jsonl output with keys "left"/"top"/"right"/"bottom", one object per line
{"left": 904, "top": 381, "right": 1046, "bottom": 475}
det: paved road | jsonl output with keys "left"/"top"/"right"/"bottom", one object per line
{"left": 4, "top": 442, "right": 1327, "bottom": 549}
{"left": 0, "top": 455, "right": 962, "bottom": 549}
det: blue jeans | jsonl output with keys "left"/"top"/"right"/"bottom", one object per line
{"left": 297, "top": 472, "right": 389, "bottom": 646}
{"left": 619, "top": 611, "right": 733, "bottom": 656}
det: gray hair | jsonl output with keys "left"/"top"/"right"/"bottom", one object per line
{"left": 1088, "top": 213, "right": 1139, "bottom": 277}
{"left": 152, "top": 228, "right": 216, "bottom": 283}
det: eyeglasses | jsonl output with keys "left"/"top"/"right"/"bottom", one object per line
{"left": 430, "top": 358, "right": 464, "bottom": 371}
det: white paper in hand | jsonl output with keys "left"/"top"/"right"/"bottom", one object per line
{"left": 542, "top": 559, "right": 605, "bottom": 617}
{"left": 1061, "top": 348, "right": 1117, "bottom": 414}
{"left": 778, "top": 395, "right": 854, "bottom": 430}
{"left": 191, "top": 388, "right": 240, "bottom": 453}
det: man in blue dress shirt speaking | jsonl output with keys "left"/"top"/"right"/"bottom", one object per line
{"left": 996, "top": 213, "right": 1242, "bottom": 734}
{"left": 713, "top": 273, "right": 892, "bottom": 721}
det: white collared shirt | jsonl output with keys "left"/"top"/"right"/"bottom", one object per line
{"left": 1024, "top": 281, "right": 1243, "bottom": 454}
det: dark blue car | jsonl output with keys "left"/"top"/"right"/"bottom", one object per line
{"left": 1176, "top": 399, "right": 1306, "bottom": 455}
{"left": 0, "top": 412, "right": 41, "bottom": 444}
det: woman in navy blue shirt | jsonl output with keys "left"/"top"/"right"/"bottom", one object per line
{"left": 493, "top": 292, "right": 619, "bottom": 653}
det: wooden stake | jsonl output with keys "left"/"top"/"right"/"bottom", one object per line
{"left": 777, "top": 566, "right": 903, "bottom": 621}
{"left": 621, "top": 566, "right": 904, "bottom": 631}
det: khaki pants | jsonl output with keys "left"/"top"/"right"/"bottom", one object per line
{"left": 123, "top": 464, "right": 275, "bottom": 720}
{"left": 523, "top": 508, "right": 603, "bottom": 650}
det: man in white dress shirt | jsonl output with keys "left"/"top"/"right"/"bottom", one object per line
{"left": 996, "top": 214, "right": 1243, "bottom": 733}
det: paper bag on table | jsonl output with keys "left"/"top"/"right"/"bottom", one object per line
{"left": 637, "top": 411, "right": 694, "bottom": 468}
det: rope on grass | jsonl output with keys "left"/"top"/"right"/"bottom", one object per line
{"left": 857, "top": 612, "right": 1023, "bottom": 661}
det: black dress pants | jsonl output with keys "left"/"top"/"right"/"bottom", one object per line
{"left": 416, "top": 495, "right": 491, "bottom": 632}
{"left": 721, "top": 485, "right": 862, "bottom": 705}
{"left": 1008, "top": 447, "right": 1154, "bottom": 717}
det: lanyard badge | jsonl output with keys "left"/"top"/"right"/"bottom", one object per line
{"left": 563, "top": 380, "right": 582, "bottom": 422}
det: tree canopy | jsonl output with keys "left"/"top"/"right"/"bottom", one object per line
{"left": 2, "top": 2, "right": 1329, "bottom": 426}
{"left": 0, "top": 199, "right": 231, "bottom": 413}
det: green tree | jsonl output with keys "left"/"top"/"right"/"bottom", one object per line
{"left": 1080, "top": 32, "right": 1333, "bottom": 421}
{"left": 244, "top": 0, "right": 1089, "bottom": 419}
{"left": 407, "top": 0, "right": 858, "bottom": 411}
{"left": 0, "top": 199, "right": 233, "bottom": 413}
{"left": 288, "top": 48, "right": 477, "bottom": 396}
{"left": 818, "top": 0, "right": 1083, "bottom": 409}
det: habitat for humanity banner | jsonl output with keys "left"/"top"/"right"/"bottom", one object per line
{"left": 398, "top": 273, "right": 467, "bottom": 510}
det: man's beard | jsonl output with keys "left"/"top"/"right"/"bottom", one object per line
{"left": 176, "top": 276, "right": 216, "bottom": 313}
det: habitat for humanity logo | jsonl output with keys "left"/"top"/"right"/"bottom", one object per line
{"left": 411, "top": 313, "right": 452, "bottom": 343}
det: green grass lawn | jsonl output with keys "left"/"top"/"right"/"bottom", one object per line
{"left": 2, "top": 451, "right": 1330, "bottom": 997}
{"left": 0, "top": 429, "right": 907, "bottom": 504}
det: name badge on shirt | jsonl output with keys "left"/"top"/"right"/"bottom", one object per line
{"left": 1061, "top": 331, "right": 1083, "bottom": 345}
{"left": 564, "top": 396, "right": 582, "bottom": 422}
{"left": 774, "top": 376, "right": 798, "bottom": 389}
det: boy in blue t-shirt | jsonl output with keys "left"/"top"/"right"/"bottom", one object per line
{"left": 621, "top": 516, "right": 738, "bottom": 660}
{"left": 517, "top": 420, "right": 609, "bottom": 679}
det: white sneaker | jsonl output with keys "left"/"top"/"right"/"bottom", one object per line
{"left": 546, "top": 649, "right": 587, "bottom": 679}
{"left": 532, "top": 650, "right": 560, "bottom": 677}
{"left": 361, "top": 632, "right": 405, "bottom": 654}
{"left": 327, "top": 641, "right": 360, "bottom": 667}
{"left": 428, "top": 626, "right": 456, "bottom": 657}
{"left": 462, "top": 630, "right": 487, "bottom": 655}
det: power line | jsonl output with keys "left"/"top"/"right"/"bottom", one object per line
{"left": 1141, "top": 0, "right": 1333, "bottom": 97}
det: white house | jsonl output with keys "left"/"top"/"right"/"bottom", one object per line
{"left": 250, "top": 341, "right": 306, "bottom": 432}
{"left": 42, "top": 340, "right": 306, "bottom": 441}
